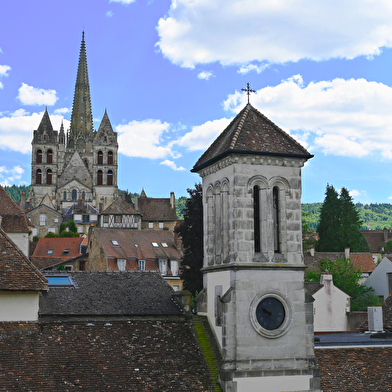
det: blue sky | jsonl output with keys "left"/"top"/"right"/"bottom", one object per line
{"left": 1, "top": 0, "right": 392, "bottom": 203}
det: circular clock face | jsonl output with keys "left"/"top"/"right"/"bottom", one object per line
{"left": 255, "top": 297, "right": 285, "bottom": 330}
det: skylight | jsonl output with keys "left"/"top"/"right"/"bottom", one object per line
{"left": 47, "top": 249, "right": 54, "bottom": 255}
{"left": 111, "top": 240, "right": 119, "bottom": 246}
{"left": 45, "top": 275, "right": 74, "bottom": 287}
{"left": 151, "top": 242, "right": 159, "bottom": 247}
{"left": 161, "top": 242, "right": 168, "bottom": 248}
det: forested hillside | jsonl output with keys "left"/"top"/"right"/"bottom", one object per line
{"left": 303, "top": 202, "right": 392, "bottom": 231}
{"left": 3, "top": 185, "right": 30, "bottom": 203}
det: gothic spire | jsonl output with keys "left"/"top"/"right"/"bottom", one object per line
{"left": 69, "top": 31, "right": 94, "bottom": 148}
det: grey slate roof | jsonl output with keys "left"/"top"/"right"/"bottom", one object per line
{"left": 101, "top": 197, "right": 139, "bottom": 215}
{"left": 192, "top": 103, "right": 313, "bottom": 172}
{"left": 39, "top": 271, "right": 184, "bottom": 317}
{"left": 305, "top": 282, "right": 323, "bottom": 296}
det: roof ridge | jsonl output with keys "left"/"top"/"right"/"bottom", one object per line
{"left": 229, "top": 104, "right": 250, "bottom": 150}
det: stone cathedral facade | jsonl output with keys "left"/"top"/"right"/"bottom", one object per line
{"left": 193, "top": 103, "right": 321, "bottom": 392}
{"left": 29, "top": 32, "right": 118, "bottom": 211}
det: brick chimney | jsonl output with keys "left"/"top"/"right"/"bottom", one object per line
{"left": 345, "top": 247, "right": 350, "bottom": 260}
{"left": 20, "top": 191, "right": 26, "bottom": 212}
{"left": 170, "top": 192, "right": 175, "bottom": 209}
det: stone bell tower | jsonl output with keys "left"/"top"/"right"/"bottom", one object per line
{"left": 192, "top": 102, "right": 321, "bottom": 392}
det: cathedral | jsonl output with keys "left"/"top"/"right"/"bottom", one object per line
{"left": 29, "top": 32, "right": 118, "bottom": 211}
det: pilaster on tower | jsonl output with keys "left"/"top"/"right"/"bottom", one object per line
{"left": 68, "top": 31, "right": 94, "bottom": 149}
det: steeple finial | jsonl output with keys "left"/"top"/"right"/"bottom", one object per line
{"left": 241, "top": 83, "right": 255, "bottom": 104}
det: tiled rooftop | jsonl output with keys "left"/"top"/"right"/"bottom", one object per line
{"left": 193, "top": 103, "right": 312, "bottom": 171}
{"left": 0, "top": 228, "right": 47, "bottom": 291}
{"left": 0, "top": 320, "right": 215, "bottom": 391}
{"left": 138, "top": 197, "right": 177, "bottom": 221}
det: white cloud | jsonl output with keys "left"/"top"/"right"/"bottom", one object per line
{"left": 197, "top": 71, "right": 214, "bottom": 80}
{"left": 0, "top": 109, "right": 69, "bottom": 154}
{"left": 106, "top": 11, "right": 114, "bottom": 17}
{"left": 109, "top": 0, "right": 135, "bottom": 4}
{"left": 117, "top": 119, "right": 180, "bottom": 159}
{"left": 17, "top": 83, "right": 57, "bottom": 106}
{"left": 222, "top": 75, "right": 392, "bottom": 159}
{"left": 0, "top": 165, "right": 25, "bottom": 186}
{"left": 349, "top": 189, "right": 367, "bottom": 197}
{"left": 160, "top": 160, "right": 186, "bottom": 171}
{"left": 238, "top": 64, "right": 269, "bottom": 75}
{"left": 0, "top": 65, "right": 10, "bottom": 77}
{"left": 156, "top": 0, "right": 392, "bottom": 68}
{"left": 177, "top": 117, "right": 232, "bottom": 152}
{"left": 54, "top": 107, "right": 69, "bottom": 115}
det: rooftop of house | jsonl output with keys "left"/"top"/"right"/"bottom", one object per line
{"left": 94, "top": 228, "right": 182, "bottom": 261}
{"left": 192, "top": 103, "right": 312, "bottom": 172}
{"left": 0, "top": 228, "right": 47, "bottom": 291}
{"left": 0, "top": 319, "right": 215, "bottom": 391}
{"left": 137, "top": 197, "right": 177, "bottom": 221}
{"left": 39, "top": 271, "right": 184, "bottom": 317}
{"left": 31, "top": 237, "right": 84, "bottom": 270}
{"left": 360, "top": 228, "right": 392, "bottom": 253}
{"left": 304, "top": 251, "right": 376, "bottom": 273}
{"left": 0, "top": 185, "right": 30, "bottom": 233}
{"left": 101, "top": 196, "right": 140, "bottom": 215}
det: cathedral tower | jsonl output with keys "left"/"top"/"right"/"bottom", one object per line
{"left": 30, "top": 32, "right": 118, "bottom": 210}
{"left": 192, "top": 103, "right": 321, "bottom": 392}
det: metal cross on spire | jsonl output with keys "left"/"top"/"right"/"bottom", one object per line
{"left": 241, "top": 83, "right": 255, "bottom": 104}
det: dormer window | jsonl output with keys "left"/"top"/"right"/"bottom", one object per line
{"left": 63, "top": 249, "right": 70, "bottom": 255}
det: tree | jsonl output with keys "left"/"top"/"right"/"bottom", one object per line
{"left": 60, "top": 220, "right": 77, "bottom": 234}
{"left": 316, "top": 185, "right": 369, "bottom": 252}
{"left": 305, "top": 257, "right": 381, "bottom": 311}
{"left": 174, "top": 183, "right": 203, "bottom": 295}
{"left": 316, "top": 184, "right": 341, "bottom": 251}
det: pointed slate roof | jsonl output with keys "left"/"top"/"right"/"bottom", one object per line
{"left": 37, "top": 108, "right": 54, "bottom": 134}
{"left": 0, "top": 228, "right": 47, "bottom": 291}
{"left": 192, "top": 103, "right": 313, "bottom": 172}
{"left": 101, "top": 197, "right": 140, "bottom": 215}
{"left": 69, "top": 31, "right": 94, "bottom": 144}
{"left": 93, "top": 110, "right": 118, "bottom": 146}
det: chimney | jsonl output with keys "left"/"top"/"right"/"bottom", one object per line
{"left": 310, "top": 248, "right": 315, "bottom": 257}
{"left": 20, "top": 191, "right": 26, "bottom": 212}
{"left": 345, "top": 247, "right": 350, "bottom": 260}
{"left": 384, "top": 227, "right": 388, "bottom": 243}
{"left": 134, "top": 193, "right": 139, "bottom": 211}
{"left": 170, "top": 192, "right": 175, "bottom": 209}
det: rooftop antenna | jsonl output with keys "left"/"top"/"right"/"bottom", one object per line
{"left": 241, "top": 82, "right": 255, "bottom": 104}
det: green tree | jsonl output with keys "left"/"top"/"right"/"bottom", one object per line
{"left": 60, "top": 220, "right": 77, "bottom": 234}
{"left": 339, "top": 188, "right": 369, "bottom": 252}
{"left": 316, "top": 184, "right": 341, "bottom": 251}
{"left": 174, "top": 183, "right": 203, "bottom": 295}
{"left": 305, "top": 257, "right": 381, "bottom": 311}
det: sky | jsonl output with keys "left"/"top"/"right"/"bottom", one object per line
{"left": 1, "top": 0, "right": 392, "bottom": 203}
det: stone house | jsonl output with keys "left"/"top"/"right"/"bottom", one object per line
{"left": 0, "top": 185, "right": 31, "bottom": 258}
{"left": 63, "top": 198, "right": 99, "bottom": 235}
{"left": 26, "top": 201, "right": 63, "bottom": 238}
{"left": 306, "top": 274, "right": 350, "bottom": 332}
{"left": 0, "top": 228, "right": 47, "bottom": 322}
{"left": 87, "top": 227, "right": 183, "bottom": 290}
{"left": 360, "top": 227, "right": 392, "bottom": 263}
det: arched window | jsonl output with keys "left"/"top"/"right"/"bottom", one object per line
{"left": 98, "top": 151, "right": 103, "bottom": 165}
{"left": 36, "top": 150, "right": 42, "bottom": 164}
{"left": 107, "top": 170, "right": 113, "bottom": 185}
{"left": 82, "top": 191, "right": 85, "bottom": 200}
{"left": 84, "top": 159, "right": 88, "bottom": 168}
{"left": 273, "top": 187, "right": 280, "bottom": 253}
{"left": 97, "top": 170, "right": 103, "bottom": 185}
{"left": 108, "top": 151, "right": 113, "bottom": 165}
{"left": 47, "top": 149, "right": 53, "bottom": 164}
{"left": 253, "top": 185, "right": 261, "bottom": 253}
{"left": 46, "top": 169, "right": 52, "bottom": 185}
{"left": 72, "top": 189, "right": 77, "bottom": 201}
{"left": 63, "top": 191, "right": 67, "bottom": 201}
{"left": 36, "top": 169, "right": 42, "bottom": 185}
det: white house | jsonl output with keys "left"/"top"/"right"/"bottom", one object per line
{"left": 365, "top": 256, "right": 392, "bottom": 301}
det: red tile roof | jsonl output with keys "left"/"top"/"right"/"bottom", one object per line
{"left": 94, "top": 228, "right": 182, "bottom": 261}
{"left": 193, "top": 103, "right": 312, "bottom": 172}
{"left": 350, "top": 253, "right": 376, "bottom": 272}
{"left": 0, "top": 229, "right": 47, "bottom": 291}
